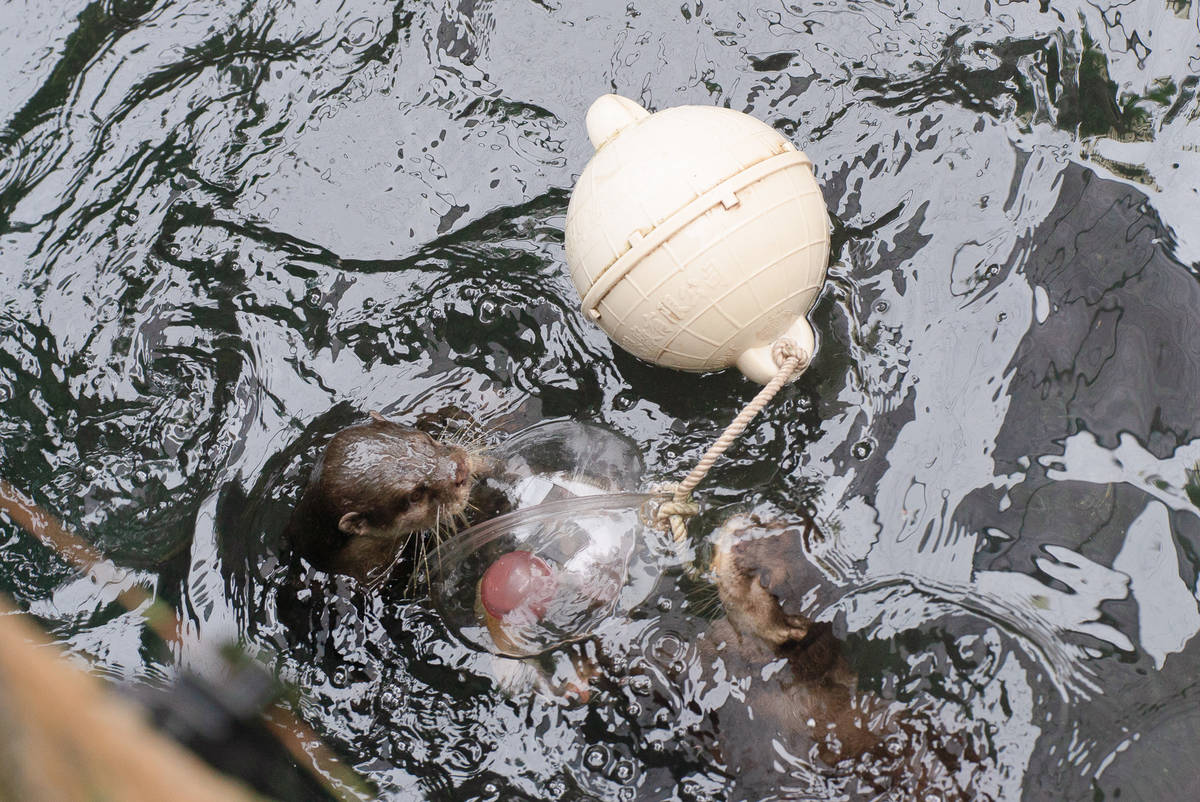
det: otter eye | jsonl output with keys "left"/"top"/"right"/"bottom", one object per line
{"left": 410, "top": 486, "right": 427, "bottom": 503}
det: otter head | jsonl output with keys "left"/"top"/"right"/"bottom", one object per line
{"left": 286, "top": 412, "right": 478, "bottom": 583}
{"left": 321, "top": 413, "right": 473, "bottom": 540}
{"left": 711, "top": 508, "right": 834, "bottom": 651}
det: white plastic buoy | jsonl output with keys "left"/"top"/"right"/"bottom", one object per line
{"left": 565, "top": 94, "right": 831, "bottom": 385}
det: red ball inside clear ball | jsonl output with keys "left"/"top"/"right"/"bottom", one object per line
{"left": 480, "top": 550, "right": 557, "bottom": 620}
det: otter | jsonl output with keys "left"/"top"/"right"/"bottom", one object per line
{"left": 709, "top": 512, "right": 880, "bottom": 756}
{"left": 706, "top": 509, "right": 985, "bottom": 799}
{"left": 283, "top": 412, "right": 486, "bottom": 586}
{"left": 711, "top": 508, "right": 838, "bottom": 661}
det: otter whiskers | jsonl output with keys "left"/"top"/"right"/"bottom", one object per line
{"left": 405, "top": 499, "right": 471, "bottom": 597}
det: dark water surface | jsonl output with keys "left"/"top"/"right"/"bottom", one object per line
{"left": 3, "top": 1, "right": 1200, "bottom": 799}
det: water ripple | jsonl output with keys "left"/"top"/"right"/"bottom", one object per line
{"left": 2, "top": 0, "right": 1200, "bottom": 798}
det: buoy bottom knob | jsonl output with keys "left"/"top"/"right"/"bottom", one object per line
{"left": 736, "top": 318, "right": 817, "bottom": 385}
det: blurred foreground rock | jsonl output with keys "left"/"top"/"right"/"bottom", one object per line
{"left": 0, "top": 602, "right": 260, "bottom": 802}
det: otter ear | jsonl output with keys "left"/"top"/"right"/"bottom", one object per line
{"left": 338, "top": 511, "right": 370, "bottom": 537}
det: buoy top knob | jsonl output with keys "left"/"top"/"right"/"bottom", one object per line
{"left": 586, "top": 94, "right": 651, "bottom": 148}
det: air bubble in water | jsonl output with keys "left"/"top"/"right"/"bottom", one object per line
{"left": 343, "top": 17, "right": 377, "bottom": 49}
{"left": 651, "top": 633, "right": 683, "bottom": 663}
{"left": 584, "top": 745, "right": 608, "bottom": 769}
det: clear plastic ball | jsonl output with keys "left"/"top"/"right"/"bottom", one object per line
{"left": 429, "top": 421, "right": 673, "bottom": 657}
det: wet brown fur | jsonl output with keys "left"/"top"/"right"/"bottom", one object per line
{"left": 710, "top": 513, "right": 876, "bottom": 758}
{"left": 284, "top": 413, "right": 480, "bottom": 585}
{"left": 709, "top": 512, "right": 983, "bottom": 798}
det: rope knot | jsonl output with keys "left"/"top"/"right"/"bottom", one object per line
{"left": 771, "top": 336, "right": 808, "bottom": 369}
{"left": 652, "top": 485, "right": 700, "bottom": 544}
{"left": 656, "top": 499, "right": 700, "bottom": 522}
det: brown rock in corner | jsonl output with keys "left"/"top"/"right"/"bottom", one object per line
{"left": 0, "top": 601, "right": 261, "bottom": 802}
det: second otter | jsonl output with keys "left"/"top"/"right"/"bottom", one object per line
{"left": 284, "top": 413, "right": 485, "bottom": 586}
{"left": 707, "top": 509, "right": 987, "bottom": 800}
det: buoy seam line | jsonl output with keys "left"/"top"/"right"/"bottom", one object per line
{"left": 580, "top": 149, "right": 814, "bottom": 317}
{"left": 658, "top": 339, "right": 805, "bottom": 543}
{"left": 606, "top": 236, "right": 824, "bottom": 342}
{"left": 653, "top": 276, "right": 826, "bottom": 364}
{"left": 581, "top": 149, "right": 815, "bottom": 316}
{"left": 626, "top": 180, "right": 817, "bottom": 318}
{"left": 630, "top": 217, "right": 826, "bottom": 361}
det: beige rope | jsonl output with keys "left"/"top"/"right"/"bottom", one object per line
{"left": 656, "top": 338, "right": 808, "bottom": 542}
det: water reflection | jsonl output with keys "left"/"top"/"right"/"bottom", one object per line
{"left": 2, "top": 0, "right": 1200, "bottom": 798}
